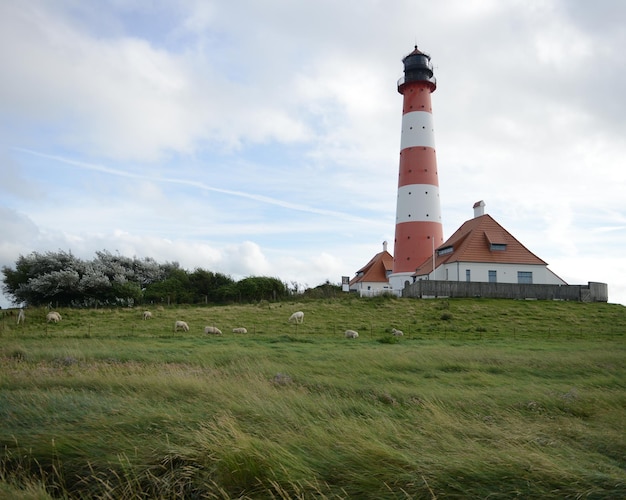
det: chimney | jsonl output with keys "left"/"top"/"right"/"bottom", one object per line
{"left": 383, "top": 241, "right": 388, "bottom": 252}
{"left": 473, "top": 200, "right": 485, "bottom": 218}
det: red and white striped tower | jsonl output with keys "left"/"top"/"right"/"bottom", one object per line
{"left": 389, "top": 46, "right": 444, "bottom": 292}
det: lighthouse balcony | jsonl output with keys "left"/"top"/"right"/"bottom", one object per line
{"left": 397, "top": 75, "right": 437, "bottom": 92}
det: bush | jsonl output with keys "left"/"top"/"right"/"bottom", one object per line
{"left": 440, "top": 312, "right": 453, "bottom": 321}
{"left": 377, "top": 336, "right": 400, "bottom": 344}
{"left": 9, "top": 348, "right": 27, "bottom": 361}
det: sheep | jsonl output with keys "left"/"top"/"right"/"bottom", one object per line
{"left": 232, "top": 327, "right": 247, "bottom": 334}
{"left": 174, "top": 320, "right": 189, "bottom": 332}
{"left": 46, "top": 311, "right": 62, "bottom": 323}
{"left": 142, "top": 311, "right": 153, "bottom": 320}
{"left": 391, "top": 328, "right": 404, "bottom": 336}
{"left": 344, "top": 329, "right": 359, "bottom": 339}
{"left": 288, "top": 311, "right": 304, "bottom": 324}
{"left": 17, "top": 308, "right": 25, "bottom": 325}
{"left": 204, "top": 326, "right": 223, "bottom": 335}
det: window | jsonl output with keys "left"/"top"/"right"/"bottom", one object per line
{"left": 518, "top": 271, "right": 533, "bottom": 284}
{"left": 437, "top": 246, "right": 453, "bottom": 256}
{"left": 488, "top": 270, "right": 497, "bottom": 283}
{"left": 490, "top": 243, "right": 507, "bottom": 251}
{"left": 466, "top": 269, "right": 471, "bottom": 282}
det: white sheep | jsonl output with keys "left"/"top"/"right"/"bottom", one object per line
{"left": 142, "top": 311, "right": 153, "bottom": 320}
{"left": 204, "top": 326, "right": 222, "bottom": 335}
{"left": 288, "top": 311, "right": 304, "bottom": 324}
{"left": 344, "top": 329, "right": 359, "bottom": 339}
{"left": 174, "top": 320, "right": 189, "bottom": 332}
{"left": 47, "top": 311, "right": 62, "bottom": 323}
{"left": 17, "top": 309, "right": 25, "bottom": 325}
{"left": 232, "top": 327, "right": 247, "bottom": 334}
{"left": 391, "top": 328, "right": 404, "bottom": 336}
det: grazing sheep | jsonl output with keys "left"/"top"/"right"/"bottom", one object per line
{"left": 174, "top": 320, "right": 189, "bottom": 332}
{"left": 17, "top": 309, "right": 25, "bottom": 325}
{"left": 391, "top": 328, "right": 404, "bottom": 336}
{"left": 288, "top": 311, "right": 304, "bottom": 324}
{"left": 232, "top": 327, "right": 247, "bottom": 334}
{"left": 204, "top": 326, "right": 222, "bottom": 335}
{"left": 142, "top": 311, "right": 153, "bottom": 320}
{"left": 46, "top": 311, "right": 62, "bottom": 323}
{"left": 344, "top": 329, "right": 359, "bottom": 339}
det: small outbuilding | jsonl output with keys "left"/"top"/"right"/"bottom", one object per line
{"left": 349, "top": 241, "right": 394, "bottom": 297}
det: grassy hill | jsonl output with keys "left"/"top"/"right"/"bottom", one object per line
{"left": 1, "top": 296, "right": 625, "bottom": 498}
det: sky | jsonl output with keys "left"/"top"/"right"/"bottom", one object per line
{"left": 1, "top": 0, "right": 625, "bottom": 307}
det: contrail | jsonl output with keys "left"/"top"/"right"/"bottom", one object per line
{"left": 13, "top": 147, "right": 378, "bottom": 224}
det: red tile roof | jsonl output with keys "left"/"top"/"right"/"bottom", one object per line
{"left": 413, "top": 214, "right": 548, "bottom": 276}
{"left": 350, "top": 250, "right": 394, "bottom": 285}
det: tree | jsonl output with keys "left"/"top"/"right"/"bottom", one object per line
{"left": 188, "top": 269, "right": 234, "bottom": 303}
{"left": 234, "top": 277, "right": 289, "bottom": 302}
{"left": 2, "top": 256, "right": 33, "bottom": 304}
{"left": 2, "top": 250, "right": 172, "bottom": 307}
{"left": 303, "top": 280, "right": 341, "bottom": 299}
{"left": 143, "top": 268, "right": 193, "bottom": 304}
{"left": 2, "top": 251, "right": 294, "bottom": 307}
{"left": 1, "top": 251, "right": 83, "bottom": 306}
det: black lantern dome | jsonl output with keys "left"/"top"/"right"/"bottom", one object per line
{"left": 398, "top": 46, "right": 436, "bottom": 93}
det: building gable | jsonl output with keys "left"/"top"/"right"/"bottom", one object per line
{"left": 350, "top": 247, "right": 393, "bottom": 286}
{"left": 414, "top": 213, "right": 548, "bottom": 276}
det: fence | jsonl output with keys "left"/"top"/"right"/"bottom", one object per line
{"left": 402, "top": 280, "right": 608, "bottom": 302}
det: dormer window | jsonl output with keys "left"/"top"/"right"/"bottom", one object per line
{"left": 485, "top": 231, "right": 506, "bottom": 251}
{"left": 437, "top": 246, "right": 453, "bottom": 256}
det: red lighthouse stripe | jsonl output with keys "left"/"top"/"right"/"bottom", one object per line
{"left": 398, "top": 147, "right": 438, "bottom": 186}
{"left": 393, "top": 221, "right": 444, "bottom": 273}
{"left": 401, "top": 83, "right": 434, "bottom": 114}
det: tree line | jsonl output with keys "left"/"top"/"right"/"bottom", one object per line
{"left": 1, "top": 250, "right": 296, "bottom": 307}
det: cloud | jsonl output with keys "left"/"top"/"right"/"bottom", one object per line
{"left": 221, "top": 241, "right": 270, "bottom": 277}
{"left": 0, "top": 2, "right": 313, "bottom": 162}
{"left": 0, "top": 207, "right": 41, "bottom": 252}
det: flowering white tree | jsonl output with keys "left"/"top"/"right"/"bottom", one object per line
{"left": 1, "top": 250, "right": 169, "bottom": 306}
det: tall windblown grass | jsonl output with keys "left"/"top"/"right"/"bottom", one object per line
{"left": 0, "top": 297, "right": 625, "bottom": 498}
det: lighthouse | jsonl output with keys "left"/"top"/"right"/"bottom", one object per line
{"left": 389, "top": 46, "right": 444, "bottom": 292}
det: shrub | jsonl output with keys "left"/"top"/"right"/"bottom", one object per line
{"left": 8, "top": 348, "right": 27, "bottom": 361}
{"left": 377, "top": 336, "right": 400, "bottom": 344}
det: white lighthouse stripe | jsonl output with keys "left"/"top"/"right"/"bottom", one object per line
{"left": 400, "top": 111, "right": 435, "bottom": 150}
{"left": 395, "top": 184, "right": 441, "bottom": 224}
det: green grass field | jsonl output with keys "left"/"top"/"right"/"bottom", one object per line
{"left": 1, "top": 296, "right": 625, "bottom": 499}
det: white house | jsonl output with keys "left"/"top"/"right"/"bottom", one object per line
{"left": 349, "top": 242, "right": 394, "bottom": 297}
{"left": 412, "top": 201, "right": 567, "bottom": 285}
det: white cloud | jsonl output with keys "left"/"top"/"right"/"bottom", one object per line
{"left": 221, "top": 241, "right": 270, "bottom": 277}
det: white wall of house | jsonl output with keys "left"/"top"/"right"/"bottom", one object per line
{"left": 351, "top": 281, "right": 394, "bottom": 297}
{"left": 389, "top": 272, "right": 414, "bottom": 295}
{"left": 421, "top": 262, "right": 566, "bottom": 285}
